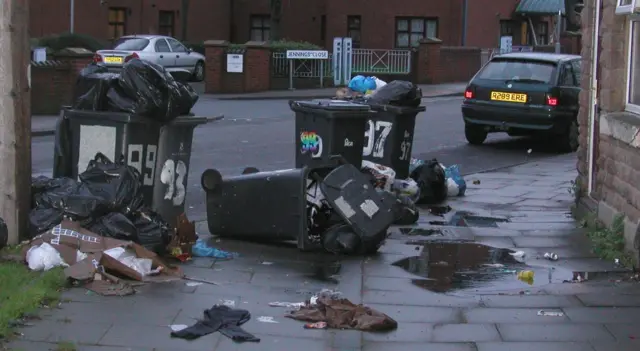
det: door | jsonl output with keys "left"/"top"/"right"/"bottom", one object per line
{"left": 166, "top": 38, "right": 192, "bottom": 70}
{"left": 588, "top": 0, "right": 603, "bottom": 196}
{"left": 154, "top": 39, "right": 173, "bottom": 68}
{"left": 557, "top": 61, "right": 580, "bottom": 114}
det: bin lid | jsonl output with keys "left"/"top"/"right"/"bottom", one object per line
{"left": 290, "top": 99, "right": 371, "bottom": 112}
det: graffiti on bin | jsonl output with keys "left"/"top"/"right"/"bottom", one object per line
{"left": 363, "top": 120, "right": 393, "bottom": 158}
{"left": 399, "top": 130, "right": 412, "bottom": 161}
{"left": 128, "top": 144, "right": 158, "bottom": 186}
{"left": 300, "top": 131, "right": 323, "bottom": 158}
{"left": 160, "top": 159, "right": 187, "bottom": 206}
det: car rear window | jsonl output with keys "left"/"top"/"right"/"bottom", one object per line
{"left": 476, "top": 59, "right": 556, "bottom": 83}
{"left": 112, "top": 38, "right": 150, "bottom": 51}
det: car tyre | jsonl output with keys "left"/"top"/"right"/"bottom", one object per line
{"left": 465, "top": 125, "right": 488, "bottom": 145}
{"left": 192, "top": 61, "right": 205, "bottom": 82}
{"left": 556, "top": 119, "right": 579, "bottom": 153}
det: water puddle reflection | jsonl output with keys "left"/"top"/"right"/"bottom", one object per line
{"left": 392, "top": 242, "right": 576, "bottom": 293}
{"left": 428, "top": 211, "right": 510, "bottom": 228}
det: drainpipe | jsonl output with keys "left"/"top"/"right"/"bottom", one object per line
{"left": 69, "top": 0, "right": 75, "bottom": 33}
{"left": 555, "top": 10, "right": 562, "bottom": 53}
{"left": 461, "top": 0, "right": 468, "bottom": 45}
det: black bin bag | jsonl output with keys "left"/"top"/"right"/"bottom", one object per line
{"left": 73, "top": 64, "right": 119, "bottom": 111}
{"left": 410, "top": 158, "right": 447, "bottom": 205}
{"left": 176, "top": 81, "right": 199, "bottom": 115}
{"left": 368, "top": 80, "right": 423, "bottom": 107}
{"left": 111, "top": 58, "right": 182, "bottom": 122}
{"left": 129, "top": 208, "right": 172, "bottom": 255}
{"left": 87, "top": 212, "right": 140, "bottom": 242}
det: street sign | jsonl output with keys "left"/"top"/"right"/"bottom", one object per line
{"left": 286, "top": 50, "right": 329, "bottom": 59}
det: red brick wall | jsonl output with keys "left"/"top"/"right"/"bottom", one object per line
{"left": 31, "top": 63, "right": 73, "bottom": 115}
{"left": 438, "top": 46, "right": 481, "bottom": 83}
{"left": 465, "top": 0, "right": 520, "bottom": 48}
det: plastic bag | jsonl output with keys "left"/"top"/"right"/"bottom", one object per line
{"left": 26, "top": 242, "right": 68, "bottom": 271}
{"left": 361, "top": 160, "right": 396, "bottom": 192}
{"left": 129, "top": 208, "right": 172, "bottom": 255}
{"left": 348, "top": 75, "right": 377, "bottom": 94}
{"left": 391, "top": 194, "right": 419, "bottom": 225}
{"left": 192, "top": 239, "right": 238, "bottom": 259}
{"left": 368, "top": 80, "right": 422, "bottom": 107}
{"left": 176, "top": 81, "right": 199, "bottom": 115}
{"left": 87, "top": 212, "right": 139, "bottom": 242}
{"left": 79, "top": 153, "right": 144, "bottom": 214}
{"left": 393, "top": 178, "right": 421, "bottom": 203}
{"left": 445, "top": 165, "right": 466, "bottom": 196}
{"left": 29, "top": 207, "right": 64, "bottom": 237}
{"left": 410, "top": 158, "right": 447, "bottom": 205}
{"left": 0, "top": 216, "right": 7, "bottom": 250}
{"left": 73, "top": 63, "right": 119, "bottom": 111}
{"left": 115, "top": 59, "right": 182, "bottom": 122}
{"left": 104, "top": 247, "right": 154, "bottom": 276}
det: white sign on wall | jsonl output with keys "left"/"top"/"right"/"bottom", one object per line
{"left": 226, "top": 54, "right": 243, "bottom": 73}
{"left": 286, "top": 50, "right": 329, "bottom": 60}
{"left": 500, "top": 36, "right": 513, "bottom": 54}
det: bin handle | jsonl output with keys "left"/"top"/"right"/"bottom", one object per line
{"left": 329, "top": 155, "right": 349, "bottom": 165}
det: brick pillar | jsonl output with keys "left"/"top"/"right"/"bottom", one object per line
{"left": 244, "top": 41, "right": 271, "bottom": 93}
{"left": 53, "top": 47, "right": 94, "bottom": 106}
{"left": 204, "top": 40, "right": 229, "bottom": 94}
{"left": 417, "top": 38, "right": 442, "bottom": 84}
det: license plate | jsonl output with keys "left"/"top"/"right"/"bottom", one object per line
{"left": 104, "top": 56, "right": 123, "bottom": 64}
{"left": 490, "top": 91, "right": 527, "bottom": 103}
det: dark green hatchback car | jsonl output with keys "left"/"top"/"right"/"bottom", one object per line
{"left": 461, "top": 52, "right": 581, "bottom": 151}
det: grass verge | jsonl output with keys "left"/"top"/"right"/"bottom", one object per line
{"left": 0, "top": 245, "right": 68, "bottom": 340}
{"left": 581, "top": 213, "right": 635, "bottom": 269}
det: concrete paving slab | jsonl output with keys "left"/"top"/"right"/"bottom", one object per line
{"left": 361, "top": 322, "right": 432, "bottom": 342}
{"left": 431, "top": 324, "right": 501, "bottom": 342}
{"left": 464, "top": 308, "right": 569, "bottom": 324}
{"left": 363, "top": 342, "right": 477, "bottom": 351}
{"left": 590, "top": 340, "right": 640, "bottom": 351}
{"left": 99, "top": 324, "right": 220, "bottom": 350}
{"left": 480, "top": 295, "right": 583, "bottom": 308}
{"left": 214, "top": 335, "right": 331, "bottom": 351}
{"left": 366, "top": 304, "right": 463, "bottom": 323}
{"left": 563, "top": 307, "right": 640, "bottom": 324}
{"left": 603, "top": 323, "right": 640, "bottom": 341}
{"left": 497, "top": 324, "right": 615, "bottom": 342}
{"left": 577, "top": 294, "right": 640, "bottom": 307}
{"left": 362, "top": 290, "right": 481, "bottom": 308}
{"left": 476, "top": 341, "right": 595, "bottom": 351}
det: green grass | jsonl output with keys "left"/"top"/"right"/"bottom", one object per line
{"left": 581, "top": 214, "right": 635, "bottom": 269}
{"left": 0, "top": 246, "right": 68, "bottom": 339}
{"left": 53, "top": 341, "right": 77, "bottom": 351}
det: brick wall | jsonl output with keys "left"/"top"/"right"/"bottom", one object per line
{"left": 438, "top": 46, "right": 482, "bottom": 83}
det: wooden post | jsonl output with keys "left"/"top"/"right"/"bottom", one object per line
{"left": 0, "top": 0, "right": 31, "bottom": 245}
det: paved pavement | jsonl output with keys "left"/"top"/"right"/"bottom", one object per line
{"left": 31, "top": 96, "right": 565, "bottom": 222}
{"left": 5, "top": 153, "right": 640, "bottom": 350}
{"left": 30, "top": 83, "right": 466, "bottom": 136}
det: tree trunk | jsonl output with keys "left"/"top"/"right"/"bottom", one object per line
{"left": 269, "top": 0, "right": 282, "bottom": 41}
{"left": 181, "top": 0, "right": 189, "bottom": 41}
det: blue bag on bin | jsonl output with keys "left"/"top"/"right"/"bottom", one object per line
{"left": 444, "top": 165, "right": 466, "bottom": 196}
{"left": 348, "top": 75, "right": 377, "bottom": 94}
{"left": 408, "top": 158, "right": 425, "bottom": 174}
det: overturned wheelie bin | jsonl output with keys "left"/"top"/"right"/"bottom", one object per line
{"left": 201, "top": 162, "right": 396, "bottom": 254}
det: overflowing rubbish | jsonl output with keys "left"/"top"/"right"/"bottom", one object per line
{"left": 170, "top": 324, "right": 189, "bottom": 332}
{"left": 74, "top": 61, "right": 198, "bottom": 123}
{"left": 304, "top": 322, "right": 327, "bottom": 329}
{"left": 192, "top": 239, "right": 238, "bottom": 259}
{"left": 23, "top": 221, "right": 181, "bottom": 294}
{"left": 347, "top": 75, "right": 378, "bottom": 95}
{"left": 408, "top": 158, "right": 447, "bottom": 204}
{"left": 367, "top": 80, "right": 422, "bottom": 107}
{"left": 167, "top": 213, "right": 198, "bottom": 262}
{"left": 510, "top": 251, "right": 526, "bottom": 262}
{"left": 543, "top": 252, "right": 559, "bottom": 261}
{"left": 170, "top": 305, "right": 260, "bottom": 342}
{"left": 537, "top": 310, "right": 564, "bottom": 317}
{"left": 268, "top": 301, "right": 306, "bottom": 309}
{"left": 256, "top": 316, "right": 278, "bottom": 323}
{"left": 517, "top": 270, "right": 535, "bottom": 285}
{"left": 444, "top": 165, "right": 467, "bottom": 197}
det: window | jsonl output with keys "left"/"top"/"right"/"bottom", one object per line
{"left": 155, "top": 39, "right": 171, "bottom": 52}
{"left": 320, "top": 15, "right": 326, "bottom": 41}
{"left": 476, "top": 59, "right": 556, "bottom": 84}
{"left": 108, "top": 8, "right": 127, "bottom": 40}
{"left": 166, "top": 38, "right": 187, "bottom": 52}
{"left": 536, "top": 22, "right": 549, "bottom": 45}
{"left": 559, "top": 63, "right": 576, "bottom": 86}
{"left": 395, "top": 17, "right": 438, "bottom": 48}
{"left": 112, "top": 37, "right": 149, "bottom": 50}
{"left": 347, "top": 16, "right": 361, "bottom": 48}
{"left": 571, "top": 60, "right": 582, "bottom": 83}
{"left": 627, "top": 21, "right": 640, "bottom": 112}
{"left": 250, "top": 15, "right": 270, "bottom": 41}
{"left": 617, "top": 0, "right": 636, "bottom": 15}
{"left": 500, "top": 20, "right": 514, "bottom": 37}
{"left": 158, "top": 11, "right": 175, "bottom": 36}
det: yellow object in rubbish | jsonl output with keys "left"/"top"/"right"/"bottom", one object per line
{"left": 517, "top": 270, "right": 535, "bottom": 285}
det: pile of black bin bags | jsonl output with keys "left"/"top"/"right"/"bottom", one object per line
{"left": 73, "top": 59, "right": 199, "bottom": 122}
{"left": 30, "top": 153, "right": 171, "bottom": 255}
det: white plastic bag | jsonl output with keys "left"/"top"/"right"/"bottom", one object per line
{"left": 26, "top": 242, "right": 68, "bottom": 271}
{"left": 104, "top": 247, "right": 153, "bottom": 277}
{"left": 393, "top": 178, "right": 421, "bottom": 203}
{"left": 446, "top": 178, "right": 460, "bottom": 197}
{"left": 361, "top": 160, "right": 396, "bottom": 192}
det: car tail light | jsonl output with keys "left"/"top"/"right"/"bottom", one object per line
{"left": 464, "top": 89, "right": 474, "bottom": 99}
{"left": 124, "top": 52, "right": 139, "bottom": 63}
{"left": 92, "top": 53, "right": 102, "bottom": 63}
{"left": 546, "top": 95, "right": 558, "bottom": 106}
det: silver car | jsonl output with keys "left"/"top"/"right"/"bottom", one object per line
{"left": 94, "top": 35, "right": 205, "bottom": 81}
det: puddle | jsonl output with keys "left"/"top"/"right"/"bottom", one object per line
{"left": 392, "top": 242, "right": 577, "bottom": 293}
{"left": 399, "top": 228, "right": 443, "bottom": 236}
{"left": 428, "top": 211, "right": 509, "bottom": 228}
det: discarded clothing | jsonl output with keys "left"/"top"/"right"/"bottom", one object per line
{"left": 192, "top": 239, "right": 238, "bottom": 259}
{"left": 171, "top": 305, "right": 260, "bottom": 342}
{"left": 286, "top": 295, "right": 397, "bottom": 331}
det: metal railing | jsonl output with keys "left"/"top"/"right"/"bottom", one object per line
{"left": 351, "top": 49, "right": 411, "bottom": 74}
{"left": 271, "top": 52, "right": 332, "bottom": 78}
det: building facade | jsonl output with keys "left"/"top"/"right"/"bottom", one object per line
{"left": 30, "top": 0, "right": 550, "bottom": 49}
{"left": 576, "top": 0, "right": 640, "bottom": 262}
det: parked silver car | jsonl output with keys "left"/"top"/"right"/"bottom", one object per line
{"left": 94, "top": 35, "right": 205, "bottom": 81}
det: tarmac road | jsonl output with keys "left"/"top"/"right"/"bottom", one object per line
{"left": 31, "top": 96, "right": 571, "bottom": 221}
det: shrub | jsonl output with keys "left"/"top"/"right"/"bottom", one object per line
{"left": 33, "top": 33, "right": 108, "bottom": 53}
{"left": 269, "top": 40, "right": 322, "bottom": 51}
{"left": 184, "top": 42, "right": 205, "bottom": 55}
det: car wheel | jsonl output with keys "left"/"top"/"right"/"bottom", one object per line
{"left": 556, "top": 119, "right": 579, "bottom": 153}
{"left": 192, "top": 61, "right": 205, "bottom": 82}
{"left": 465, "top": 125, "right": 488, "bottom": 145}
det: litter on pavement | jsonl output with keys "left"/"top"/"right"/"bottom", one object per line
{"left": 170, "top": 305, "right": 260, "bottom": 342}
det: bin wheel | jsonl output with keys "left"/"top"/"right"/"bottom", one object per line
{"left": 242, "top": 167, "right": 260, "bottom": 174}
{"left": 201, "top": 169, "right": 223, "bottom": 191}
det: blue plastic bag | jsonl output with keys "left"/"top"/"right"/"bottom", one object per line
{"left": 192, "top": 239, "right": 238, "bottom": 259}
{"left": 444, "top": 165, "right": 466, "bottom": 196}
{"left": 408, "top": 158, "right": 425, "bottom": 174}
{"left": 348, "top": 75, "right": 377, "bottom": 94}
